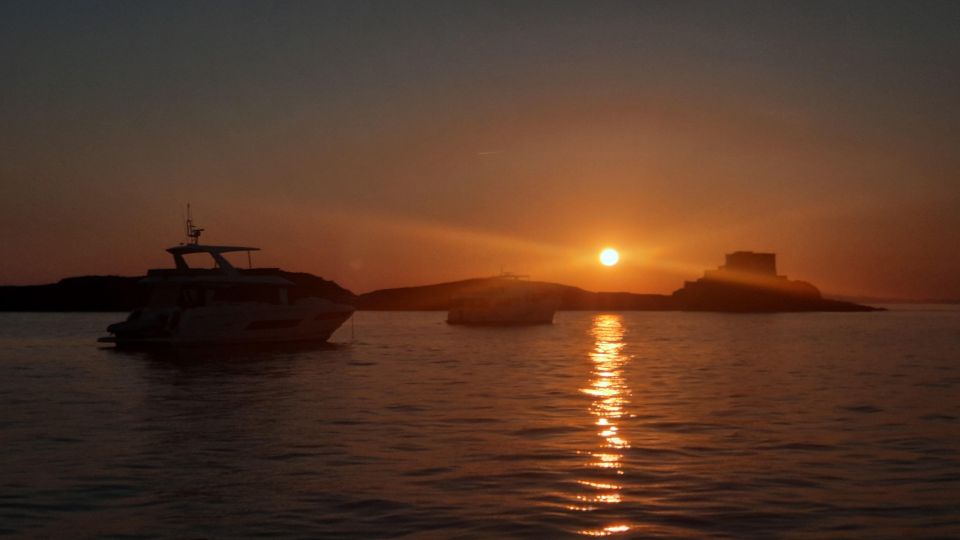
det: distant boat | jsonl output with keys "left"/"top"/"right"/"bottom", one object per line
{"left": 99, "top": 212, "right": 353, "bottom": 346}
{"left": 446, "top": 272, "right": 560, "bottom": 325}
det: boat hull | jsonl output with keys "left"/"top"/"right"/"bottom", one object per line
{"left": 100, "top": 301, "right": 354, "bottom": 347}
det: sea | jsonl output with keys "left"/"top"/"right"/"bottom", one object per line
{"left": 1, "top": 308, "right": 958, "bottom": 538}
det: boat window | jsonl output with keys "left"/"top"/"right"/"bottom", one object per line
{"left": 211, "top": 285, "right": 283, "bottom": 304}
{"left": 246, "top": 319, "right": 301, "bottom": 330}
{"left": 179, "top": 252, "right": 220, "bottom": 269}
{"left": 179, "top": 251, "right": 247, "bottom": 270}
{"left": 148, "top": 286, "right": 180, "bottom": 307}
{"left": 178, "top": 287, "right": 205, "bottom": 308}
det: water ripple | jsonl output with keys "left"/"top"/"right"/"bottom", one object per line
{"left": 0, "top": 310, "right": 958, "bottom": 537}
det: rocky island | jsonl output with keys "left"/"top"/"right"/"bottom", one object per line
{"left": 670, "top": 251, "right": 879, "bottom": 311}
{"left": 357, "top": 251, "right": 879, "bottom": 312}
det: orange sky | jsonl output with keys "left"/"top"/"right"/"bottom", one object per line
{"left": 1, "top": 2, "right": 958, "bottom": 299}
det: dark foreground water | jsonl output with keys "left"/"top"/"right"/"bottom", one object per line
{"left": 1, "top": 309, "right": 958, "bottom": 538}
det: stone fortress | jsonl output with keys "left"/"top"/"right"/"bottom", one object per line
{"left": 672, "top": 251, "right": 826, "bottom": 311}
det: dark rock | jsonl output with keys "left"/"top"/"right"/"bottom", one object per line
{"left": 356, "top": 278, "right": 673, "bottom": 311}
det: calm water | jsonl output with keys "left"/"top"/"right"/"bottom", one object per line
{"left": 1, "top": 309, "right": 958, "bottom": 538}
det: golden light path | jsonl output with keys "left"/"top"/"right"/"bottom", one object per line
{"left": 572, "top": 314, "right": 632, "bottom": 536}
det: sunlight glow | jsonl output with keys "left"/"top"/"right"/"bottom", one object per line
{"left": 599, "top": 248, "right": 620, "bottom": 266}
{"left": 578, "top": 524, "right": 632, "bottom": 537}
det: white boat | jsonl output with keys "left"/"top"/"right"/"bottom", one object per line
{"left": 99, "top": 215, "right": 354, "bottom": 346}
{"left": 446, "top": 273, "right": 560, "bottom": 325}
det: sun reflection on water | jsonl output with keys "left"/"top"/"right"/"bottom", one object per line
{"left": 572, "top": 314, "right": 632, "bottom": 536}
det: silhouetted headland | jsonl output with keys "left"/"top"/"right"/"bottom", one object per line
{"left": 356, "top": 278, "right": 673, "bottom": 311}
{"left": 1, "top": 251, "right": 882, "bottom": 312}
{"left": 670, "top": 251, "right": 882, "bottom": 312}
{"left": 357, "top": 251, "right": 879, "bottom": 312}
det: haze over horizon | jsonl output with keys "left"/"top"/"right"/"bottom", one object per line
{"left": 2, "top": 1, "right": 958, "bottom": 299}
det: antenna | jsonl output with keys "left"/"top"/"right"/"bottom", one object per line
{"left": 184, "top": 203, "right": 204, "bottom": 245}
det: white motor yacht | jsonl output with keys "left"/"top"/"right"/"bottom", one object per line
{"left": 99, "top": 217, "right": 354, "bottom": 346}
{"left": 447, "top": 273, "right": 560, "bottom": 325}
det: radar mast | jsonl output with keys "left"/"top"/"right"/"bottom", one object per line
{"left": 184, "top": 204, "right": 204, "bottom": 245}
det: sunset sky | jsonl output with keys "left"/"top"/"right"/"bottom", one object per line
{"left": 2, "top": 1, "right": 958, "bottom": 299}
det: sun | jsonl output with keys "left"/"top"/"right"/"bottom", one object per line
{"left": 599, "top": 248, "right": 619, "bottom": 266}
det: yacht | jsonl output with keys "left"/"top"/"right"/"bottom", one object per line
{"left": 99, "top": 216, "right": 354, "bottom": 346}
{"left": 447, "top": 273, "right": 560, "bottom": 325}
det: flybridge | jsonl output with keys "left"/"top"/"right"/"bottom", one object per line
{"left": 149, "top": 242, "right": 287, "bottom": 285}
{"left": 167, "top": 244, "right": 261, "bottom": 273}
{"left": 145, "top": 247, "right": 289, "bottom": 284}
